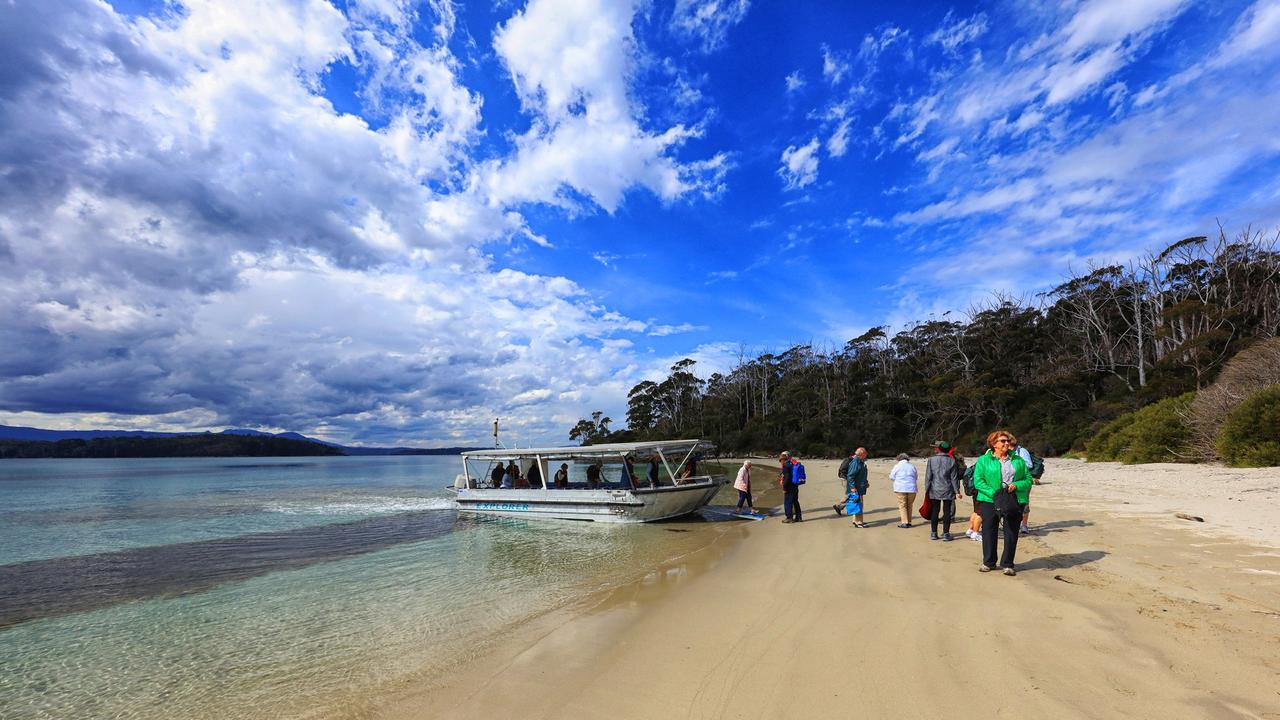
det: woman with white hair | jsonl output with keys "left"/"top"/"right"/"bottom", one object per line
{"left": 890, "top": 453, "right": 919, "bottom": 528}
{"left": 734, "top": 460, "right": 756, "bottom": 514}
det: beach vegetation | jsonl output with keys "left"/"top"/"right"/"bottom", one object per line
{"left": 1085, "top": 392, "right": 1196, "bottom": 464}
{"left": 570, "top": 227, "right": 1280, "bottom": 459}
{"left": 1186, "top": 338, "right": 1280, "bottom": 461}
{"left": 1216, "top": 385, "right": 1280, "bottom": 467}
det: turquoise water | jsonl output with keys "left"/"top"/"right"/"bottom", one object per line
{"left": 0, "top": 456, "right": 738, "bottom": 719}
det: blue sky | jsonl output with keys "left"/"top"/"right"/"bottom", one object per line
{"left": 2, "top": 0, "right": 1279, "bottom": 446}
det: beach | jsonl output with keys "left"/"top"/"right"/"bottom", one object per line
{"left": 377, "top": 458, "right": 1280, "bottom": 719}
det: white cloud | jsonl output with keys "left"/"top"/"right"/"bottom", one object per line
{"left": 671, "top": 0, "right": 751, "bottom": 52}
{"left": 785, "top": 70, "right": 805, "bottom": 92}
{"left": 821, "top": 44, "right": 850, "bottom": 84}
{"left": 779, "top": 138, "right": 821, "bottom": 189}
{"left": 486, "top": 0, "right": 723, "bottom": 213}
{"left": 0, "top": 0, "right": 728, "bottom": 445}
{"left": 925, "top": 11, "right": 988, "bottom": 53}
{"left": 827, "top": 118, "right": 852, "bottom": 158}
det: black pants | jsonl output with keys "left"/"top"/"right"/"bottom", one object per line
{"left": 736, "top": 489, "right": 753, "bottom": 511}
{"left": 928, "top": 498, "right": 955, "bottom": 535}
{"left": 784, "top": 486, "right": 801, "bottom": 520}
{"left": 978, "top": 501, "right": 1022, "bottom": 568}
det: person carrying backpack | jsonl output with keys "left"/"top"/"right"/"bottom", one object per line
{"left": 1010, "top": 436, "right": 1043, "bottom": 534}
{"left": 839, "top": 448, "right": 870, "bottom": 527}
{"left": 779, "top": 452, "right": 804, "bottom": 523}
{"left": 833, "top": 449, "right": 857, "bottom": 516}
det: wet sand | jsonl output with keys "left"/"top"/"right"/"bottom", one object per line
{"left": 375, "top": 458, "right": 1280, "bottom": 719}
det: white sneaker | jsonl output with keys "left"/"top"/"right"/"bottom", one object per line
{"left": 973, "top": 532, "right": 982, "bottom": 542}
{"left": 965, "top": 529, "right": 974, "bottom": 538}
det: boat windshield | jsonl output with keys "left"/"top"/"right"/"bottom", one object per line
{"left": 459, "top": 440, "right": 715, "bottom": 490}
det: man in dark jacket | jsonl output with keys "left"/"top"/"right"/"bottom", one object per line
{"left": 839, "top": 448, "right": 869, "bottom": 526}
{"left": 779, "top": 452, "right": 803, "bottom": 523}
{"left": 923, "top": 441, "right": 962, "bottom": 540}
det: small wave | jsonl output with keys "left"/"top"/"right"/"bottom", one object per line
{"left": 263, "top": 497, "right": 458, "bottom": 515}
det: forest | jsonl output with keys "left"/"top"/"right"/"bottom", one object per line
{"left": 570, "top": 227, "right": 1280, "bottom": 465}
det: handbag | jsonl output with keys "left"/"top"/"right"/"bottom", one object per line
{"left": 918, "top": 495, "right": 932, "bottom": 519}
{"left": 994, "top": 486, "right": 1021, "bottom": 514}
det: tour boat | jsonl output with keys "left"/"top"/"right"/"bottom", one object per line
{"left": 452, "top": 440, "right": 723, "bottom": 522}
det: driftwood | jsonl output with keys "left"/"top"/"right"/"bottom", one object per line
{"left": 1175, "top": 512, "right": 1205, "bottom": 522}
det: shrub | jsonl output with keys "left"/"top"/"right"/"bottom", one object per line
{"left": 1086, "top": 392, "right": 1196, "bottom": 464}
{"left": 1217, "top": 385, "right": 1280, "bottom": 467}
{"left": 1187, "top": 338, "right": 1280, "bottom": 460}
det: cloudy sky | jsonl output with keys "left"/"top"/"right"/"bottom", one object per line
{"left": 2, "top": 0, "right": 1279, "bottom": 447}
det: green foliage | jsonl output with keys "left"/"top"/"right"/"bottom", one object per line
{"left": 568, "top": 410, "right": 612, "bottom": 445}
{"left": 573, "top": 229, "right": 1280, "bottom": 457}
{"left": 1085, "top": 392, "right": 1196, "bottom": 464}
{"left": 1216, "top": 385, "right": 1280, "bottom": 467}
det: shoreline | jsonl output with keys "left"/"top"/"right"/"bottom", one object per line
{"left": 374, "top": 458, "right": 1280, "bottom": 719}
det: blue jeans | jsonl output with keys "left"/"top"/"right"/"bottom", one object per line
{"left": 784, "top": 486, "right": 801, "bottom": 520}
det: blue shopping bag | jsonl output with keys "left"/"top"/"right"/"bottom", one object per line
{"left": 845, "top": 491, "right": 862, "bottom": 516}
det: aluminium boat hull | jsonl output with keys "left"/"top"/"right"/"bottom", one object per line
{"left": 453, "top": 478, "right": 723, "bottom": 523}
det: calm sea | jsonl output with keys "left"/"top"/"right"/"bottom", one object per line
{"left": 0, "top": 456, "right": 741, "bottom": 719}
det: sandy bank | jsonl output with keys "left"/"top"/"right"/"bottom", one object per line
{"left": 375, "top": 458, "right": 1280, "bottom": 719}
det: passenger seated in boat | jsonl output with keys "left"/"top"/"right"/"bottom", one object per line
{"left": 679, "top": 456, "right": 699, "bottom": 482}
{"left": 647, "top": 455, "right": 660, "bottom": 488}
{"left": 502, "top": 460, "right": 518, "bottom": 489}
{"left": 585, "top": 461, "right": 601, "bottom": 489}
{"left": 554, "top": 463, "right": 569, "bottom": 489}
{"left": 490, "top": 463, "right": 505, "bottom": 489}
{"left": 526, "top": 462, "right": 542, "bottom": 489}
{"left": 621, "top": 455, "right": 636, "bottom": 489}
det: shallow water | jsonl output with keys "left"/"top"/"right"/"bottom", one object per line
{"left": 0, "top": 456, "right": 738, "bottom": 719}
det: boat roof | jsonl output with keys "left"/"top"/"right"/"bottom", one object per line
{"left": 462, "top": 439, "right": 712, "bottom": 460}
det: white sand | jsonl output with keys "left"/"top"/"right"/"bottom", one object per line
{"left": 376, "top": 457, "right": 1280, "bottom": 719}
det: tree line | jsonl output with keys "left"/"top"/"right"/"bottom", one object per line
{"left": 572, "top": 226, "right": 1280, "bottom": 458}
{"left": 0, "top": 434, "right": 344, "bottom": 459}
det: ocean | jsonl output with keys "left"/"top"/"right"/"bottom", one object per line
{"left": 0, "top": 455, "right": 741, "bottom": 719}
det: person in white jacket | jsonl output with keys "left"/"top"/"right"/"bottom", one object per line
{"left": 889, "top": 453, "right": 919, "bottom": 528}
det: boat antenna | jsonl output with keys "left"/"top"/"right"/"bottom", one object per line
{"left": 493, "top": 417, "right": 503, "bottom": 448}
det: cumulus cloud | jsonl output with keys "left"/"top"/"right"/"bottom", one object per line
{"left": 486, "top": 0, "right": 726, "bottom": 213}
{"left": 0, "top": 0, "right": 725, "bottom": 445}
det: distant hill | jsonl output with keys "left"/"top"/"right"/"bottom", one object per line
{"left": 0, "top": 424, "right": 482, "bottom": 457}
{"left": 0, "top": 434, "right": 344, "bottom": 459}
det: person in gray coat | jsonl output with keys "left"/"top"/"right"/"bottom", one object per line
{"left": 924, "top": 441, "right": 962, "bottom": 541}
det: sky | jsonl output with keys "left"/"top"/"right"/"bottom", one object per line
{"left": 2, "top": 0, "right": 1280, "bottom": 447}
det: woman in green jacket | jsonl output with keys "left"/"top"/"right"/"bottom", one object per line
{"left": 973, "top": 430, "right": 1033, "bottom": 575}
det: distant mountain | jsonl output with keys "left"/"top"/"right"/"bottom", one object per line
{"left": 0, "top": 434, "right": 343, "bottom": 459}
{"left": 0, "top": 424, "right": 480, "bottom": 456}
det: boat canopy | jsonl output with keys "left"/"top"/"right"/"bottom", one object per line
{"left": 462, "top": 439, "right": 713, "bottom": 461}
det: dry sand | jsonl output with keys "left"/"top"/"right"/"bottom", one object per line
{"left": 376, "top": 458, "right": 1280, "bottom": 719}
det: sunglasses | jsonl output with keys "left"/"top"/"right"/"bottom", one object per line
{"left": 996, "top": 439, "right": 1013, "bottom": 445}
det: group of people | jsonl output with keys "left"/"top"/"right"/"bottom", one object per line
{"left": 740, "top": 429, "right": 1041, "bottom": 576}
{"left": 486, "top": 455, "right": 704, "bottom": 490}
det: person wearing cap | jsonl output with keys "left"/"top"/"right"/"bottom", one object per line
{"left": 923, "top": 441, "right": 962, "bottom": 540}
{"left": 778, "top": 451, "right": 803, "bottom": 523}
{"left": 889, "top": 453, "right": 918, "bottom": 527}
